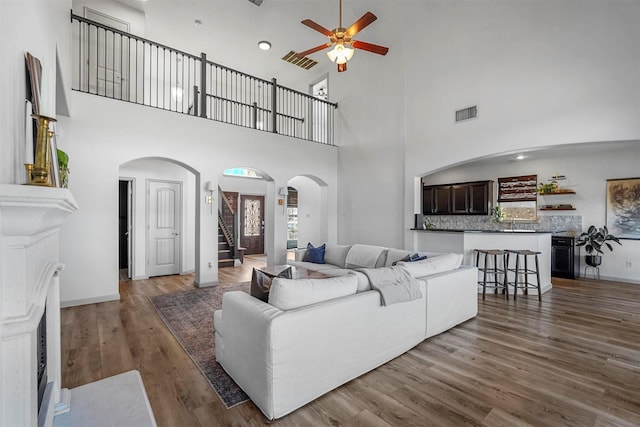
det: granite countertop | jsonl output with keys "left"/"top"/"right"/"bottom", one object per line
{"left": 411, "top": 228, "right": 555, "bottom": 234}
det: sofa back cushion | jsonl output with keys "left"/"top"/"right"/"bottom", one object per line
{"left": 268, "top": 275, "right": 358, "bottom": 310}
{"left": 324, "top": 244, "right": 352, "bottom": 268}
{"left": 397, "top": 253, "right": 463, "bottom": 278}
{"left": 384, "top": 248, "right": 413, "bottom": 267}
{"left": 345, "top": 244, "right": 388, "bottom": 269}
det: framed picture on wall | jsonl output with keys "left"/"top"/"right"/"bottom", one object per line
{"left": 606, "top": 177, "right": 640, "bottom": 240}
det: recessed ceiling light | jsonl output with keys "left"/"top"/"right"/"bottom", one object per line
{"left": 258, "top": 41, "right": 271, "bottom": 51}
{"left": 194, "top": 19, "right": 202, "bottom": 27}
{"left": 516, "top": 154, "right": 525, "bottom": 160}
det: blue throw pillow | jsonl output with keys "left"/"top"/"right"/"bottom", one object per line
{"left": 303, "top": 243, "right": 326, "bottom": 264}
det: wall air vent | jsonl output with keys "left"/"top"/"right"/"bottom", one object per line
{"left": 282, "top": 51, "right": 318, "bottom": 70}
{"left": 455, "top": 105, "right": 478, "bottom": 122}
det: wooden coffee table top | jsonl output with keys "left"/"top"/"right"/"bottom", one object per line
{"left": 257, "top": 264, "right": 330, "bottom": 280}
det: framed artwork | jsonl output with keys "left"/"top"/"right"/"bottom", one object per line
{"left": 606, "top": 178, "right": 640, "bottom": 240}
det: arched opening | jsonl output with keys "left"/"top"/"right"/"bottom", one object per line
{"left": 218, "top": 166, "right": 274, "bottom": 273}
{"left": 286, "top": 175, "right": 328, "bottom": 257}
{"left": 119, "top": 157, "right": 197, "bottom": 280}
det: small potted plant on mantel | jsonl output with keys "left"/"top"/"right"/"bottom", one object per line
{"left": 575, "top": 225, "right": 622, "bottom": 268}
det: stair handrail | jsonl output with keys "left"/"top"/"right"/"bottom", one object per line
{"left": 219, "top": 186, "right": 235, "bottom": 214}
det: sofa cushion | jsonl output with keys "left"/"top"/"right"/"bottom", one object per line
{"left": 313, "top": 269, "right": 371, "bottom": 292}
{"left": 385, "top": 248, "right": 413, "bottom": 267}
{"left": 345, "top": 244, "right": 388, "bottom": 269}
{"left": 323, "top": 244, "right": 352, "bottom": 269}
{"left": 268, "top": 275, "right": 358, "bottom": 310}
{"left": 302, "top": 243, "right": 325, "bottom": 264}
{"left": 397, "top": 253, "right": 463, "bottom": 279}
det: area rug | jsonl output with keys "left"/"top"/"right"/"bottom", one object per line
{"left": 149, "top": 282, "right": 250, "bottom": 408}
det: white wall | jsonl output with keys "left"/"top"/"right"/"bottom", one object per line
{"left": 398, "top": 1, "right": 640, "bottom": 255}
{"left": 288, "top": 176, "right": 324, "bottom": 248}
{"left": 56, "top": 91, "right": 337, "bottom": 306}
{"left": 0, "top": 0, "right": 71, "bottom": 185}
{"left": 120, "top": 158, "right": 196, "bottom": 279}
{"left": 422, "top": 143, "right": 640, "bottom": 283}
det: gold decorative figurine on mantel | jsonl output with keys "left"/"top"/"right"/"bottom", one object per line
{"left": 25, "top": 114, "right": 56, "bottom": 186}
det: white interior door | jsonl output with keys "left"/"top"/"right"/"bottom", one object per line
{"left": 148, "top": 180, "right": 181, "bottom": 277}
{"left": 83, "top": 7, "right": 130, "bottom": 100}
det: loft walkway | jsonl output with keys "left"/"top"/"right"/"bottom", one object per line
{"left": 71, "top": 13, "right": 337, "bottom": 145}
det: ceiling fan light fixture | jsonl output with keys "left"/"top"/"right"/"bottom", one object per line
{"left": 327, "top": 43, "right": 354, "bottom": 64}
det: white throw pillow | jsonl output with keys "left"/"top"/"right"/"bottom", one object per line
{"left": 397, "top": 253, "right": 463, "bottom": 278}
{"left": 268, "top": 275, "right": 358, "bottom": 310}
{"left": 324, "top": 244, "right": 353, "bottom": 268}
{"left": 345, "top": 244, "right": 388, "bottom": 269}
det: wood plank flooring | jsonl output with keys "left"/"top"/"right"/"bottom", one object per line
{"left": 60, "top": 263, "right": 640, "bottom": 426}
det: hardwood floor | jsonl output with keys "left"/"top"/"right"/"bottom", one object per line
{"left": 60, "top": 267, "right": 640, "bottom": 426}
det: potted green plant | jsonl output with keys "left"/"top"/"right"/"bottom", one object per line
{"left": 575, "top": 225, "right": 622, "bottom": 267}
{"left": 493, "top": 204, "right": 506, "bottom": 222}
{"left": 537, "top": 180, "right": 558, "bottom": 194}
{"left": 57, "top": 149, "right": 69, "bottom": 188}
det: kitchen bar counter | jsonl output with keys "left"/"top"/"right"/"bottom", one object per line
{"left": 411, "top": 228, "right": 554, "bottom": 234}
{"left": 413, "top": 228, "right": 552, "bottom": 295}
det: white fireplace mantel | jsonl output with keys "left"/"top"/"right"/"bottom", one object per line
{"left": 0, "top": 184, "right": 78, "bottom": 427}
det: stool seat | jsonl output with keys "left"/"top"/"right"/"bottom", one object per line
{"left": 474, "top": 249, "right": 508, "bottom": 299}
{"left": 504, "top": 249, "right": 542, "bottom": 301}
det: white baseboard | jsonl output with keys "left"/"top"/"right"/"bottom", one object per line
{"left": 194, "top": 280, "right": 219, "bottom": 288}
{"left": 60, "top": 294, "right": 120, "bottom": 308}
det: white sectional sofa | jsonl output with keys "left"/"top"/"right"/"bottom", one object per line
{"left": 214, "top": 243, "right": 478, "bottom": 420}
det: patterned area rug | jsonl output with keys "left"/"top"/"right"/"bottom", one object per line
{"left": 149, "top": 282, "right": 250, "bottom": 408}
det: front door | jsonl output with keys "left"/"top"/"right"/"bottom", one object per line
{"left": 148, "top": 180, "right": 181, "bottom": 277}
{"left": 240, "top": 195, "right": 264, "bottom": 255}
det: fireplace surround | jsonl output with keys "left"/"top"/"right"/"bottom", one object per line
{"left": 0, "top": 185, "right": 78, "bottom": 427}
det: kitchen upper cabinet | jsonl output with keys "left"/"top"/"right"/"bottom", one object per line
{"left": 451, "top": 185, "right": 469, "bottom": 214}
{"left": 468, "top": 182, "right": 491, "bottom": 214}
{"left": 422, "top": 186, "right": 436, "bottom": 214}
{"left": 422, "top": 180, "right": 493, "bottom": 215}
{"left": 434, "top": 186, "right": 452, "bottom": 214}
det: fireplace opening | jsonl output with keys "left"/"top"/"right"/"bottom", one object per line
{"left": 37, "top": 307, "right": 48, "bottom": 416}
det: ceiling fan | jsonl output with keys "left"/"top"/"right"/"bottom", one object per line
{"left": 295, "top": 0, "right": 389, "bottom": 72}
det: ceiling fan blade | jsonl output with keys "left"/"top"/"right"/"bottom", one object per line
{"left": 346, "top": 12, "right": 377, "bottom": 36}
{"left": 337, "top": 62, "right": 347, "bottom": 72}
{"left": 295, "top": 43, "right": 332, "bottom": 58}
{"left": 301, "top": 19, "right": 334, "bottom": 37}
{"left": 351, "top": 40, "right": 389, "bottom": 56}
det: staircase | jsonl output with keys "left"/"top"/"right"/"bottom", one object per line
{"left": 218, "top": 191, "right": 245, "bottom": 268}
{"left": 218, "top": 230, "right": 235, "bottom": 268}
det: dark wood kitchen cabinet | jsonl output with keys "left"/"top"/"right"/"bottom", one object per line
{"left": 552, "top": 235, "right": 580, "bottom": 279}
{"left": 422, "top": 180, "right": 493, "bottom": 215}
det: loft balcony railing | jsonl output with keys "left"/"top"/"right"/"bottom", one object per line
{"left": 70, "top": 13, "right": 337, "bottom": 145}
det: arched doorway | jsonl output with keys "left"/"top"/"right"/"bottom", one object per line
{"left": 119, "top": 157, "right": 197, "bottom": 280}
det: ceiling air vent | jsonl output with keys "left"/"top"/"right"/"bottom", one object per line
{"left": 282, "top": 51, "right": 318, "bottom": 70}
{"left": 455, "top": 105, "right": 477, "bottom": 122}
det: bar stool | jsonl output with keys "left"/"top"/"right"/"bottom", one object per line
{"left": 504, "top": 249, "right": 542, "bottom": 301}
{"left": 474, "top": 249, "right": 508, "bottom": 299}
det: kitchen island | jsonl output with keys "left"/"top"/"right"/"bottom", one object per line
{"left": 413, "top": 229, "right": 552, "bottom": 295}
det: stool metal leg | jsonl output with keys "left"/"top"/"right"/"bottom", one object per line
{"left": 482, "top": 251, "right": 488, "bottom": 299}
{"left": 534, "top": 253, "right": 542, "bottom": 301}
{"left": 503, "top": 252, "right": 509, "bottom": 299}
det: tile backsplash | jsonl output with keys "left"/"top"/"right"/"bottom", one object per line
{"left": 422, "top": 215, "right": 582, "bottom": 234}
